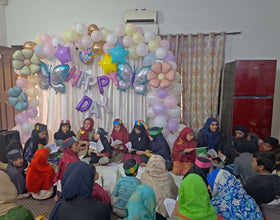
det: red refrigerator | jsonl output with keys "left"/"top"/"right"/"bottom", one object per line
{"left": 221, "top": 60, "right": 277, "bottom": 140}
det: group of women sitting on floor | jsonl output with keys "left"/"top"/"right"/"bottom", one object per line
{"left": 1, "top": 116, "right": 280, "bottom": 219}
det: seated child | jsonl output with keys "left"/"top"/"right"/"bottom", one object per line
{"left": 91, "top": 165, "right": 110, "bottom": 206}
{"left": 172, "top": 127, "right": 196, "bottom": 175}
{"left": 110, "top": 119, "right": 131, "bottom": 163}
{"left": 87, "top": 128, "right": 111, "bottom": 165}
{"left": 76, "top": 117, "right": 94, "bottom": 157}
{"left": 128, "top": 120, "right": 150, "bottom": 166}
{"left": 111, "top": 159, "right": 141, "bottom": 218}
{"left": 26, "top": 148, "right": 55, "bottom": 200}
{"left": 53, "top": 137, "right": 80, "bottom": 202}
{"left": 6, "top": 141, "right": 30, "bottom": 199}
{"left": 244, "top": 151, "right": 280, "bottom": 219}
{"left": 54, "top": 119, "right": 76, "bottom": 147}
{"left": 259, "top": 137, "right": 279, "bottom": 152}
{"left": 24, "top": 123, "right": 48, "bottom": 163}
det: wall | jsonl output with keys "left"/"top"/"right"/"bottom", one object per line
{"left": 4, "top": 0, "right": 280, "bottom": 138}
{"left": 0, "top": 3, "right": 7, "bottom": 46}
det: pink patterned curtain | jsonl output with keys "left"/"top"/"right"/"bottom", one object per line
{"left": 161, "top": 33, "right": 225, "bottom": 133}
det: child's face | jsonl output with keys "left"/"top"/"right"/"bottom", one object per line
{"left": 209, "top": 121, "right": 218, "bottom": 132}
{"left": 263, "top": 143, "right": 273, "bottom": 151}
{"left": 71, "top": 142, "right": 80, "bottom": 153}
{"left": 94, "top": 171, "right": 99, "bottom": 181}
{"left": 235, "top": 130, "right": 245, "bottom": 139}
{"left": 135, "top": 128, "right": 141, "bottom": 135}
{"left": 251, "top": 157, "right": 260, "bottom": 172}
{"left": 39, "top": 130, "right": 47, "bottom": 139}
{"left": 12, "top": 157, "right": 23, "bottom": 167}
{"left": 186, "top": 133, "right": 194, "bottom": 142}
{"left": 84, "top": 120, "right": 91, "bottom": 130}
{"left": 114, "top": 124, "right": 121, "bottom": 132}
{"left": 94, "top": 132, "right": 100, "bottom": 140}
{"left": 61, "top": 125, "right": 70, "bottom": 134}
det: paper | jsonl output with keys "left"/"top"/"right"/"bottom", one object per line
{"left": 89, "top": 140, "right": 104, "bottom": 153}
{"left": 164, "top": 198, "right": 176, "bottom": 217}
{"left": 110, "top": 137, "right": 123, "bottom": 146}
{"left": 125, "top": 142, "right": 132, "bottom": 151}
{"left": 46, "top": 143, "right": 58, "bottom": 153}
{"left": 208, "top": 149, "right": 226, "bottom": 162}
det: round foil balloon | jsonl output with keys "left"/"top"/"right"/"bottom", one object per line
{"left": 79, "top": 48, "right": 94, "bottom": 65}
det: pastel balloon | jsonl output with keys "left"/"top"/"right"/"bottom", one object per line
{"left": 15, "top": 113, "right": 28, "bottom": 125}
{"left": 92, "top": 42, "right": 103, "bottom": 54}
{"left": 28, "top": 98, "right": 39, "bottom": 108}
{"left": 76, "top": 96, "right": 92, "bottom": 112}
{"left": 81, "top": 35, "right": 93, "bottom": 48}
{"left": 16, "top": 77, "right": 29, "bottom": 89}
{"left": 144, "top": 30, "right": 155, "bottom": 42}
{"left": 168, "top": 83, "right": 183, "bottom": 97}
{"left": 97, "top": 96, "right": 111, "bottom": 114}
{"left": 91, "top": 31, "right": 102, "bottom": 42}
{"left": 101, "top": 29, "right": 111, "bottom": 41}
{"left": 123, "top": 36, "right": 133, "bottom": 47}
{"left": 23, "top": 41, "right": 37, "bottom": 51}
{"left": 125, "top": 23, "right": 136, "bottom": 36}
{"left": 40, "top": 33, "right": 52, "bottom": 45}
{"left": 166, "top": 133, "right": 177, "bottom": 150}
{"left": 117, "top": 37, "right": 125, "bottom": 48}
{"left": 164, "top": 95, "right": 178, "bottom": 108}
{"left": 84, "top": 75, "right": 97, "bottom": 92}
{"left": 173, "top": 124, "right": 188, "bottom": 137}
{"left": 25, "top": 86, "right": 38, "bottom": 98}
{"left": 168, "top": 61, "right": 177, "bottom": 71}
{"left": 160, "top": 40, "right": 170, "bottom": 50}
{"left": 98, "top": 54, "right": 117, "bottom": 74}
{"left": 75, "top": 71, "right": 87, "bottom": 88}
{"left": 88, "top": 24, "right": 99, "bottom": 36}
{"left": 136, "top": 27, "right": 144, "bottom": 35}
{"left": 97, "top": 76, "right": 109, "bottom": 95}
{"left": 106, "top": 33, "right": 117, "bottom": 45}
{"left": 166, "top": 119, "right": 178, "bottom": 132}
{"left": 146, "top": 91, "right": 158, "bottom": 105}
{"left": 148, "top": 40, "right": 160, "bottom": 52}
{"left": 114, "top": 24, "right": 125, "bottom": 37}
{"left": 152, "top": 102, "right": 167, "bottom": 116}
{"left": 34, "top": 34, "right": 41, "bottom": 44}
{"left": 103, "top": 42, "right": 115, "bottom": 55}
{"left": 25, "top": 107, "right": 38, "bottom": 118}
{"left": 34, "top": 44, "right": 44, "bottom": 56}
{"left": 21, "top": 122, "right": 33, "bottom": 134}
{"left": 153, "top": 115, "right": 167, "bottom": 128}
{"left": 66, "top": 66, "right": 83, "bottom": 86}
{"left": 143, "top": 53, "right": 157, "bottom": 66}
{"left": 136, "top": 43, "right": 148, "bottom": 57}
{"left": 55, "top": 44, "right": 72, "bottom": 65}
{"left": 109, "top": 43, "right": 129, "bottom": 64}
{"left": 157, "top": 88, "right": 168, "bottom": 98}
{"left": 164, "top": 51, "right": 175, "bottom": 62}
{"left": 146, "top": 107, "right": 155, "bottom": 118}
{"left": 62, "top": 30, "right": 78, "bottom": 42}
{"left": 105, "top": 71, "right": 119, "bottom": 87}
{"left": 75, "top": 23, "right": 87, "bottom": 35}
{"left": 155, "top": 47, "right": 167, "bottom": 60}
{"left": 28, "top": 74, "right": 41, "bottom": 86}
{"left": 79, "top": 48, "right": 94, "bottom": 64}
{"left": 43, "top": 44, "right": 56, "bottom": 57}
{"left": 128, "top": 45, "right": 139, "bottom": 60}
{"left": 88, "top": 100, "right": 100, "bottom": 119}
{"left": 166, "top": 106, "right": 181, "bottom": 118}
{"left": 133, "top": 33, "right": 144, "bottom": 44}
{"left": 20, "top": 133, "right": 30, "bottom": 145}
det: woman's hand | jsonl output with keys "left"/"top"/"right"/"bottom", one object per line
{"left": 96, "top": 152, "right": 103, "bottom": 157}
{"left": 184, "top": 148, "right": 193, "bottom": 153}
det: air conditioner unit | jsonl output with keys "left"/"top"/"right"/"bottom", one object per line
{"left": 124, "top": 10, "right": 158, "bottom": 24}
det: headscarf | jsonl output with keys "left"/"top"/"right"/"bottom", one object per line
{"left": 184, "top": 156, "right": 212, "bottom": 186}
{"left": 24, "top": 123, "right": 48, "bottom": 154}
{"left": 50, "top": 161, "right": 94, "bottom": 220}
{"left": 26, "top": 148, "right": 55, "bottom": 193}
{"left": 207, "top": 169, "right": 263, "bottom": 220}
{"left": 6, "top": 143, "right": 27, "bottom": 195}
{"left": 111, "top": 119, "right": 130, "bottom": 151}
{"left": 172, "top": 127, "right": 196, "bottom": 162}
{"left": 177, "top": 174, "right": 217, "bottom": 220}
{"left": 141, "top": 155, "right": 178, "bottom": 218}
{"left": 201, "top": 117, "right": 219, "bottom": 150}
{"left": 54, "top": 120, "right": 76, "bottom": 141}
{"left": 92, "top": 128, "right": 112, "bottom": 158}
{"left": 80, "top": 117, "right": 94, "bottom": 141}
{"left": 234, "top": 125, "right": 248, "bottom": 138}
{"left": 129, "top": 123, "right": 149, "bottom": 151}
{"left": 0, "top": 170, "right": 18, "bottom": 216}
{"left": 124, "top": 184, "right": 156, "bottom": 220}
{"left": 148, "top": 127, "right": 171, "bottom": 161}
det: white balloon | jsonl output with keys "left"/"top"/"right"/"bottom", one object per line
{"left": 106, "top": 33, "right": 117, "bottom": 45}
{"left": 166, "top": 106, "right": 181, "bottom": 118}
{"left": 136, "top": 43, "right": 148, "bottom": 57}
{"left": 114, "top": 24, "right": 125, "bottom": 37}
{"left": 128, "top": 45, "right": 139, "bottom": 60}
{"left": 12, "top": 126, "right": 21, "bottom": 132}
{"left": 28, "top": 98, "right": 40, "bottom": 108}
{"left": 91, "top": 31, "right": 102, "bottom": 42}
{"left": 166, "top": 133, "right": 177, "bottom": 150}
{"left": 168, "top": 61, "right": 177, "bottom": 71}
{"left": 52, "top": 36, "right": 63, "bottom": 47}
{"left": 146, "top": 91, "right": 158, "bottom": 105}
{"left": 81, "top": 35, "right": 93, "bottom": 48}
{"left": 161, "top": 128, "right": 169, "bottom": 137}
{"left": 123, "top": 36, "right": 133, "bottom": 47}
{"left": 147, "top": 107, "right": 155, "bottom": 118}
{"left": 155, "top": 47, "right": 167, "bottom": 59}
{"left": 153, "top": 115, "right": 167, "bottom": 128}
{"left": 173, "top": 123, "right": 188, "bottom": 137}
{"left": 144, "top": 30, "right": 155, "bottom": 42}
{"left": 168, "top": 83, "right": 183, "bottom": 97}
{"left": 75, "top": 23, "right": 87, "bottom": 35}
{"left": 21, "top": 122, "right": 33, "bottom": 134}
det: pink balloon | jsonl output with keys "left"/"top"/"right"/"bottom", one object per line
{"left": 103, "top": 43, "right": 115, "bottom": 55}
{"left": 105, "top": 71, "right": 119, "bottom": 87}
{"left": 136, "top": 27, "right": 144, "bottom": 35}
{"left": 15, "top": 113, "right": 28, "bottom": 125}
{"left": 20, "top": 133, "right": 30, "bottom": 145}
{"left": 16, "top": 77, "right": 29, "bottom": 89}
{"left": 25, "top": 107, "right": 38, "bottom": 118}
{"left": 164, "top": 95, "right": 178, "bottom": 108}
{"left": 160, "top": 40, "right": 170, "bottom": 50}
{"left": 43, "top": 44, "right": 57, "bottom": 57}
{"left": 40, "top": 33, "right": 52, "bottom": 45}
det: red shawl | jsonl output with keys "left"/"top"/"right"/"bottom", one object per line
{"left": 26, "top": 148, "right": 55, "bottom": 193}
{"left": 110, "top": 119, "right": 130, "bottom": 153}
{"left": 80, "top": 117, "right": 94, "bottom": 141}
{"left": 53, "top": 147, "right": 80, "bottom": 183}
{"left": 172, "top": 127, "right": 196, "bottom": 163}
{"left": 91, "top": 182, "right": 110, "bottom": 205}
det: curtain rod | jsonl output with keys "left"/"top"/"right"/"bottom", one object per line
{"left": 160, "top": 31, "right": 241, "bottom": 37}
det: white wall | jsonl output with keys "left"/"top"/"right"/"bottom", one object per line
{"left": 0, "top": 3, "right": 7, "bottom": 46}
{"left": 4, "top": 0, "right": 280, "bottom": 138}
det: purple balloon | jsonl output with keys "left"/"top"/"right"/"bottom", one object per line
{"left": 117, "top": 36, "right": 125, "bottom": 48}
{"left": 55, "top": 44, "right": 72, "bottom": 65}
{"left": 152, "top": 102, "right": 167, "bottom": 116}
{"left": 76, "top": 96, "right": 92, "bottom": 112}
{"left": 157, "top": 88, "right": 168, "bottom": 98}
{"left": 15, "top": 113, "right": 28, "bottom": 125}
{"left": 97, "top": 76, "right": 109, "bottom": 95}
{"left": 25, "top": 107, "right": 38, "bottom": 118}
{"left": 164, "top": 51, "right": 175, "bottom": 62}
{"left": 166, "top": 119, "right": 179, "bottom": 132}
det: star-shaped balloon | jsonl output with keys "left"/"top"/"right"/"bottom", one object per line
{"left": 108, "top": 43, "right": 129, "bottom": 65}
{"left": 55, "top": 44, "right": 72, "bottom": 65}
{"left": 98, "top": 54, "right": 117, "bottom": 74}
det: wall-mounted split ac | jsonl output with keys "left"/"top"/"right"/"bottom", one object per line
{"left": 124, "top": 9, "right": 158, "bottom": 24}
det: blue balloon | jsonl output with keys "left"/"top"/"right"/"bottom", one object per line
{"left": 109, "top": 43, "right": 129, "bottom": 65}
{"left": 143, "top": 52, "right": 157, "bottom": 66}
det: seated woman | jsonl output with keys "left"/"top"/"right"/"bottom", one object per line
{"left": 172, "top": 127, "right": 196, "bottom": 176}
{"left": 0, "top": 170, "right": 34, "bottom": 220}
{"left": 76, "top": 117, "right": 94, "bottom": 157}
{"left": 128, "top": 120, "right": 150, "bottom": 166}
{"left": 6, "top": 141, "right": 29, "bottom": 199}
{"left": 49, "top": 161, "right": 110, "bottom": 220}
{"left": 197, "top": 117, "right": 224, "bottom": 156}
{"left": 141, "top": 155, "right": 178, "bottom": 219}
{"left": 124, "top": 184, "right": 156, "bottom": 220}
{"left": 223, "top": 125, "right": 259, "bottom": 165}
{"left": 171, "top": 173, "right": 223, "bottom": 220}
{"left": 26, "top": 148, "right": 55, "bottom": 200}
{"left": 54, "top": 119, "right": 76, "bottom": 147}
{"left": 207, "top": 169, "right": 263, "bottom": 220}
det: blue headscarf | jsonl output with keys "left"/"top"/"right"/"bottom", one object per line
{"left": 207, "top": 169, "right": 263, "bottom": 220}
{"left": 50, "top": 161, "right": 94, "bottom": 220}
{"left": 124, "top": 184, "right": 156, "bottom": 220}
{"left": 201, "top": 118, "right": 219, "bottom": 150}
